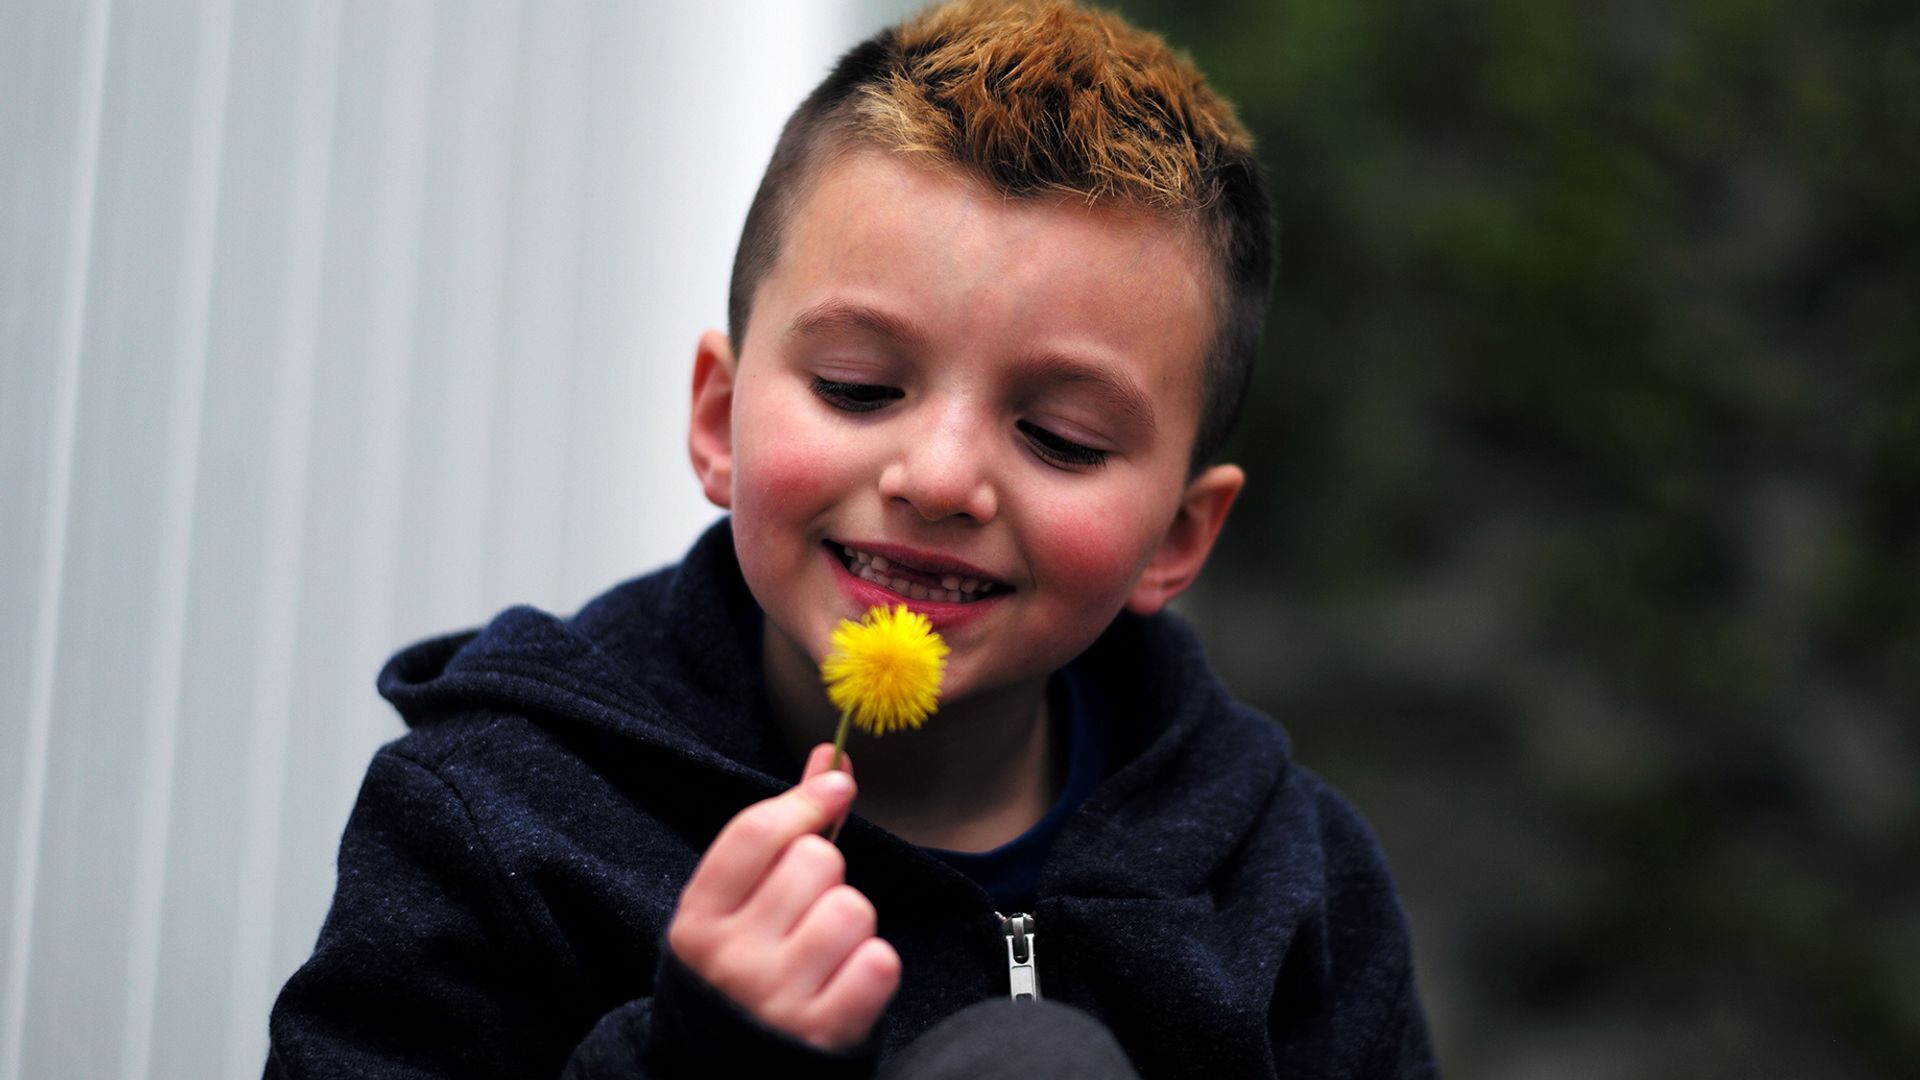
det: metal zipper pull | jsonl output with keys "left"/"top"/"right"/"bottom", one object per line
{"left": 997, "top": 911, "right": 1041, "bottom": 1002}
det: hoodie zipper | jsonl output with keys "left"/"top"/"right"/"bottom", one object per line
{"left": 996, "top": 912, "right": 1041, "bottom": 1002}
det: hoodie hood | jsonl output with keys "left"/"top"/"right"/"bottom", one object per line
{"left": 375, "top": 518, "right": 1296, "bottom": 902}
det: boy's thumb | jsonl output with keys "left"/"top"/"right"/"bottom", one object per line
{"left": 802, "top": 742, "right": 854, "bottom": 842}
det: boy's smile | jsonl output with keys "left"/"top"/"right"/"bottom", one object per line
{"left": 827, "top": 539, "right": 1008, "bottom": 629}
{"left": 689, "top": 148, "right": 1241, "bottom": 722}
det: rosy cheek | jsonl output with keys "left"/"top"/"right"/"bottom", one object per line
{"left": 729, "top": 430, "right": 842, "bottom": 628}
{"left": 731, "top": 381, "right": 844, "bottom": 519}
{"left": 1027, "top": 499, "right": 1152, "bottom": 607}
{"left": 738, "top": 438, "right": 837, "bottom": 520}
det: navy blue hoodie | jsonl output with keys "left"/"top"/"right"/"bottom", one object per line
{"left": 265, "top": 522, "right": 1436, "bottom": 1078}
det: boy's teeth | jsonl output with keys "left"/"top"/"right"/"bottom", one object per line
{"left": 842, "top": 545, "right": 998, "bottom": 603}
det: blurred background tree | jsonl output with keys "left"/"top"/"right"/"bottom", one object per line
{"left": 1112, "top": 0, "right": 1920, "bottom": 1075}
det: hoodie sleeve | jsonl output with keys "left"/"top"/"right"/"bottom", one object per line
{"left": 1268, "top": 776, "right": 1440, "bottom": 1080}
{"left": 265, "top": 747, "right": 581, "bottom": 1077}
{"left": 266, "top": 746, "right": 880, "bottom": 1080}
{"left": 564, "top": 945, "right": 879, "bottom": 1079}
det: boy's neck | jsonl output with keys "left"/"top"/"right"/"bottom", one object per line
{"left": 762, "top": 624, "right": 1063, "bottom": 852}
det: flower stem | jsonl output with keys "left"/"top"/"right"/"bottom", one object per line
{"left": 829, "top": 705, "right": 853, "bottom": 772}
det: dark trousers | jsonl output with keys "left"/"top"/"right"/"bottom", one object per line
{"left": 878, "top": 1000, "right": 1142, "bottom": 1079}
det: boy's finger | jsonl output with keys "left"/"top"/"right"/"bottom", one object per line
{"left": 800, "top": 743, "right": 855, "bottom": 842}
{"left": 780, "top": 882, "right": 879, "bottom": 992}
{"left": 681, "top": 770, "right": 855, "bottom": 917}
{"left": 735, "top": 833, "right": 847, "bottom": 939}
{"left": 809, "top": 936, "right": 901, "bottom": 1049}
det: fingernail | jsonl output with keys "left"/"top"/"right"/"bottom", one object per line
{"left": 808, "top": 770, "right": 852, "bottom": 801}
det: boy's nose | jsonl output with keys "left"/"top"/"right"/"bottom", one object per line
{"left": 877, "top": 421, "right": 998, "bottom": 524}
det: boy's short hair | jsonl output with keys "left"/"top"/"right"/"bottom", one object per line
{"left": 728, "top": 0, "right": 1275, "bottom": 472}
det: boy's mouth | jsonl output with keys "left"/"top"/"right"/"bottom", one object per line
{"left": 827, "top": 542, "right": 1009, "bottom": 605}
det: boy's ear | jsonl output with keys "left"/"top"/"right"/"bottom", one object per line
{"left": 687, "top": 329, "right": 737, "bottom": 509}
{"left": 1126, "top": 463, "right": 1244, "bottom": 615}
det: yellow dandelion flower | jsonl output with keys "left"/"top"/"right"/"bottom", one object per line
{"left": 821, "top": 605, "right": 948, "bottom": 767}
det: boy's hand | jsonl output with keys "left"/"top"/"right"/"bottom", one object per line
{"left": 667, "top": 744, "right": 902, "bottom": 1052}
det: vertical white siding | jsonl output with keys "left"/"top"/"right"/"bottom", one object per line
{"left": 0, "top": 2, "right": 915, "bottom": 1078}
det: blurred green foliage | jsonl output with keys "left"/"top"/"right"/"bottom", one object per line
{"left": 1114, "top": 0, "right": 1920, "bottom": 1075}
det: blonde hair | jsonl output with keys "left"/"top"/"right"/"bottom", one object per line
{"left": 730, "top": 0, "right": 1273, "bottom": 469}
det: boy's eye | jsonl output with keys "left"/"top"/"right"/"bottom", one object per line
{"left": 812, "top": 377, "right": 903, "bottom": 413}
{"left": 1018, "top": 420, "right": 1110, "bottom": 470}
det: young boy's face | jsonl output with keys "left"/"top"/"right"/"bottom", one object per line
{"left": 690, "top": 149, "right": 1241, "bottom": 710}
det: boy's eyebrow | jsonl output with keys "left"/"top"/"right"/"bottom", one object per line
{"left": 787, "top": 299, "right": 931, "bottom": 349}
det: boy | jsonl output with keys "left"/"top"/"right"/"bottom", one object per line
{"left": 267, "top": 1, "right": 1435, "bottom": 1077}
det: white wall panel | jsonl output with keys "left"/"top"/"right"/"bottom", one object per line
{"left": 0, "top": 2, "right": 917, "bottom": 1078}
{"left": 130, "top": 2, "right": 235, "bottom": 1075}
{"left": 9, "top": 1, "right": 133, "bottom": 1075}
{"left": 0, "top": 0, "right": 104, "bottom": 1073}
